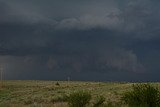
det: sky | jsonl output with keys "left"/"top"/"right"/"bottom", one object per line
{"left": 0, "top": 0, "right": 160, "bottom": 81}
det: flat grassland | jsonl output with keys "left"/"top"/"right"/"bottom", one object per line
{"left": 0, "top": 81, "right": 160, "bottom": 107}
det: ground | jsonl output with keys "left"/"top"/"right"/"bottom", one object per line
{"left": 0, "top": 81, "right": 160, "bottom": 107}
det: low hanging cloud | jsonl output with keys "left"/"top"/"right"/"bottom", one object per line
{"left": 45, "top": 48, "right": 144, "bottom": 73}
{"left": 102, "top": 49, "right": 145, "bottom": 73}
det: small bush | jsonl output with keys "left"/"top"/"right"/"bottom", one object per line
{"left": 67, "top": 90, "right": 91, "bottom": 107}
{"left": 93, "top": 95, "right": 105, "bottom": 107}
{"left": 24, "top": 99, "right": 33, "bottom": 105}
{"left": 55, "top": 82, "right": 60, "bottom": 86}
{"left": 121, "top": 83, "right": 160, "bottom": 107}
{"left": 51, "top": 94, "right": 68, "bottom": 103}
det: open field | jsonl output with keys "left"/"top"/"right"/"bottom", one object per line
{"left": 0, "top": 81, "right": 160, "bottom": 107}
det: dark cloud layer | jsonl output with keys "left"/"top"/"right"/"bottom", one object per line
{"left": 0, "top": 0, "right": 160, "bottom": 81}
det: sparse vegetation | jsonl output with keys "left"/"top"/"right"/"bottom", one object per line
{"left": 1, "top": 81, "right": 160, "bottom": 107}
{"left": 51, "top": 94, "right": 68, "bottom": 103}
{"left": 93, "top": 95, "right": 105, "bottom": 107}
{"left": 67, "top": 90, "right": 91, "bottom": 107}
{"left": 121, "top": 83, "right": 160, "bottom": 107}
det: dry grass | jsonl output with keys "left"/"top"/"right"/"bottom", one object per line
{"left": 0, "top": 81, "right": 160, "bottom": 107}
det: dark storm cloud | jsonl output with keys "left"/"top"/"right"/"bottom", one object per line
{"left": 0, "top": 0, "right": 160, "bottom": 81}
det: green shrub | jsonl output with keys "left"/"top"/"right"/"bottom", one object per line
{"left": 51, "top": 94, "right": 68, "bottom": 103}
{"left": 121, "top": 83, "right": 160, "bottom": 107}
{"left": 93, "top": 95, "right": 105, "bottom": 107}
{"left": 67, "top": 90, "right": 91, "bottom": 107}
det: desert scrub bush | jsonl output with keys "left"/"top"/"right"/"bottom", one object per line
{"left": 51, "top": 94, "right": 68, "bottom": 103}
{"left": 93, "top": 95, "right": 105, "bottom": 107}
{"left": 121, "top": 83, "right": 160, "bottom": 107}
{"left": 67, "top": 90, "right": 91, "bottom": 107}
{"left": 55, "top": 82, "right": 60, "bottom": 86}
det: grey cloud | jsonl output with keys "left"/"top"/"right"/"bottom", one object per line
{"left": 1, "top": 0, "right": 160, "bottom": 39}
{"left": 2, "top": 49, "right": 144, "bottom": 75}
{"left": 44, "top": 47, "right": 144, "bottom": 73}
{"left": 0, "top": 1, "right": 57, "bottom": 25}
{"left": 54, "top": 0, "right": 154, "bottom": 33}
{"left": 97, "top": 48, "right": 145, "bottom": 73}
{"left": 55, "top": 14, "right": 122, "bottom": 30}
{"left": 0, "top": 0, "right": 160, "bottom": 81}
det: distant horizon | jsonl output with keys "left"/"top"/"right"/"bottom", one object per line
{"left": 2, "top": 79, "right": 160, "bottom": 83}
